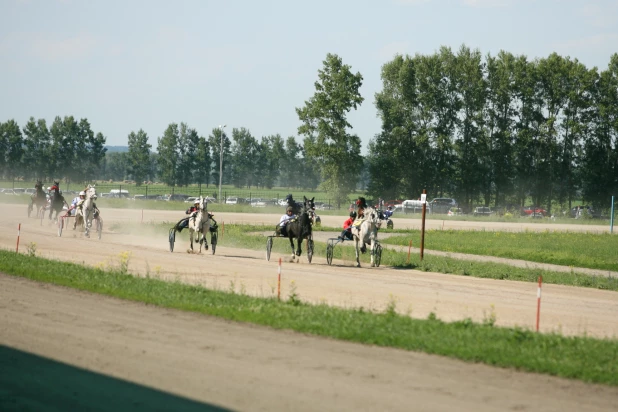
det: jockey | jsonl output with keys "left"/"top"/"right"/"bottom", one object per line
{"left": 69, "top": 191, "right": 86, "bottom": 215}
{"left": 276, "top": 206, "right": 296, "bottom": 236}
{"left": 177, "top": 199, "right": 212, "bottom": 232}
{"left": 383, "top": 205, "right": 393, "bottom": 219}
{"left": 355, "top": 197, "right": 368, "bottom": 220}
{"left": 338, "top": 211, "right": 356, "bottom": 241}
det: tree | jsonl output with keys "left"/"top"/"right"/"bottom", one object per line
{"left": 261, "top": 134, "right": 284, "bottom": 189}
{"left": 102, "top": 152, "right": 129, "bottom": 181}
{"left": 195, "top": 135, "right": 211, "bottom": 187}
{"left": 177, "top": 123, "right": 199, "bottom": 187}
{"left": 0, "top": 119, "right": 24, "bottom": 179}
{"left": 297, "top": 53, "right": 364, "bottom": 207}
{"left": 157, "top": 123, "right": 180, "bottom": 186}
{"left": 127, "top": 129, "right": 152, "bottom": 186}
{"left": 208, "top": 127, "right": 231, "bottom": 188}
{"left": 483, "top": 51, "right": 517, "bottom": 208}
{"left": 230, "top": 127, "right": 258, "bottom": 188}
{"left": 21, "top": 117, "right": 52, "bottom": 180}
{"left": 280, "top": 136, "right": 301, "bottom": 188}
{"left": 370, "top": 54, "right": 427, "bottom": 200}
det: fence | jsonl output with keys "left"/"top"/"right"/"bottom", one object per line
{"left": 0, "top": 180, "right": 355, "bottom": 209}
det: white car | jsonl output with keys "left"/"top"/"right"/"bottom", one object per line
{"left": 250, "top": 199, "right": 267, "bottom": 207}
{"left": 226, "top": 197, "right": 238, "bottom": 205}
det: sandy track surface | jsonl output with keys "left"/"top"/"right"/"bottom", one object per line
{"left": 3, "top": 275, "right": 618, "bottom": 412}
{"left": 1, "top": 202, "right": 618, "bottom": 410}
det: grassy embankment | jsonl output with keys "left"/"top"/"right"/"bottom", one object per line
{"left": 1, "top": 249, "right": 617, "bottom": 386}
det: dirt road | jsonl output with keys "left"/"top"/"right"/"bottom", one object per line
{"left": 1, "top": 202, "right": 617, "bottom": 411}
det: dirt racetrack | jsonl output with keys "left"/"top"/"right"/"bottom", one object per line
{"left": 1, "top": 202, "right": 618, "bottom": 411}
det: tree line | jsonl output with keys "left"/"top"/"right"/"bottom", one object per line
{"left": 368, "top": 46, "right": 618, "bottom": 214}
{"left": 2, "top": 45, "right": 617, "bottom": 212}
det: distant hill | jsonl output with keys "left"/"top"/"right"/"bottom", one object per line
{"left": 105, "top": 146, "right": 129, "bottom": 153}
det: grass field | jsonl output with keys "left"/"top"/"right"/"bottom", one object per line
{"left": 1, "top": 249, "right": 617, "bottom": 386}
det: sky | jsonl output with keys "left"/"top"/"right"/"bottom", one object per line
{"left": 1, "top": 0, "right": 617, "bottom": 154}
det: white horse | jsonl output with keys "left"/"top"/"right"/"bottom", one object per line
{"left": 188, "top": 196, "right": 210, "bottom": 253}
{"left": 351, "top": 206, "right": 382, "bottom": 267}
{"left": 82, "top": 185, "right": 97, "bottom": 238}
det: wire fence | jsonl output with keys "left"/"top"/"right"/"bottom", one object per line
{"left": 0, "top": 180, "right": 359, "bottom": 209}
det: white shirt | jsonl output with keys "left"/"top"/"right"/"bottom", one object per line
{"left": 71, "top": 196, "right": 81, "bottom": 207}
{"left": 279, "top": 213, "right": 295, "bottom": 226}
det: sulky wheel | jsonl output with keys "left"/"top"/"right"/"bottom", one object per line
{"left": 169, "top": 228, "right": 176, "bottom": 252}
{"left": 374, "top": 243, "right": 383, "bottom": 267}
{"left": 326, "top": 243, "right": 333, "bottom": 266}
{"left": 211, "top": 230, "right": 217, "bottom": 255}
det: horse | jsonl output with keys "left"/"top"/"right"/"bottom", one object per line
{"left": 285, "top": 196, "right": 314, "bottom": 262}
{"left": 351, "top": 205, "right": 382, "bottom": 267}
{"left": 48, "top": 182, "right": 67, "bottom": 222}
{"left": 80, "top": 185, "right": 98, "bottom": 237}
{"left": 188, "top": 196, "right": 210, "bottom": 253}
{"left": 28, "top": 182, "right": 47, "bottom": 218}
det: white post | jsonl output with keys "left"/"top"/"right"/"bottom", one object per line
{"left": 218, "top": 124, "right": 226, "bottom": 204}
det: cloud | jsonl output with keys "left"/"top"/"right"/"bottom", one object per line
{"left": 553, "top": 33, "right": 618, "bottom": 59}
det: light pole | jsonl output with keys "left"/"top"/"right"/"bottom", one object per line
{"left": 218, "top": 124, "right": 226, "bottom": 203}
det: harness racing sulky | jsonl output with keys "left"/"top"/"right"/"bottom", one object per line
{"left": 168, "top": 196, "right": 218, "bottom": 254}
{"left": 266, "top": 196, "right": 314, "bottom": 263}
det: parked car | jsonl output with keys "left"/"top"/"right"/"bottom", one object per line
{"left": 250, "top": 198, "right": 267, "bottom": 207}
{"left": 430, "top": 198, "right": 457, "bottom": 214}
{"left": 226, "top": 197, "right": 238, "bottom": 205}
{"left": 0, "top": 189, "right": 16, "bottom": 195}
{"left": 318, "top": 203, "right": 334, "bottom": 210}
{"left": 473, "top": 206, "right": 493, "bottom": 217}
{"left": 447, "top": 207, "right": 463, "bottom": 217}
{"left": 521, "top": 206, "right": 547, "bottom": 218}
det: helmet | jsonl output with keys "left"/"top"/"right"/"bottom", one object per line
{"left": 387, "top": 206, "right": 392, "bottom": 209}
{"left": 286, "top": 206, "right": 294, "bottom": 213}
{"left": 47, "top": 187, "right": 51, "bottom": 191}
{"left": 79, "top": 191, "right": 86, "bottom": 196}
{"left": 194, "top": 199, "right": 200, "bottom": 205}
{"left": 349, "top": 211, "right": 357, "bottom": 218}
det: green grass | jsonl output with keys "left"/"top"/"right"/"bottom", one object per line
{"left": 1, "top": 249, "right": 617, "bottom": 386}
{"left": 382, "top": 229, "right": 618, "bottom": 272}
{"left": 120, "top": 222, "right": 618, "bottom": 291}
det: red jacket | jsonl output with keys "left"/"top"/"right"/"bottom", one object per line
{"left": 186, "top": 206, "right": 198, "bottom": 214}
{"left": 343, "top": 217, "right": 354, "bottom": 229}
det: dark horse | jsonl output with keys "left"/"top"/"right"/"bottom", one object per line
{"left": 286, "top": 196, "right": 314, "bottom": 262}
{"left": 48, "top": 182, "right": 67, "bottom": 221}
{"left": 28, "top": 181, "right": 47, "bottom": 218}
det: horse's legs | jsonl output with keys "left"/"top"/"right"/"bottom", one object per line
{"left": 288, "top": 237, "right": 296, "bottom": 260}
{"left": 296, "top": 236, "right": 302, "bottom": 257}
{"left": 370, "top": 237, "right": 376, "bottom": 267}
{"left": 354, "top": 237, "right": 361, "bottom": 267}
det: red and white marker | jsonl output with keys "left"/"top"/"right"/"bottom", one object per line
{"left": 277, "top": 257, "right": 282, "bottom": 300}
{"left": 536, "top": 276, "right": 543, "bottom": 332}
{"left": 16, "top": 223, "right": 21, "bottom": 253}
